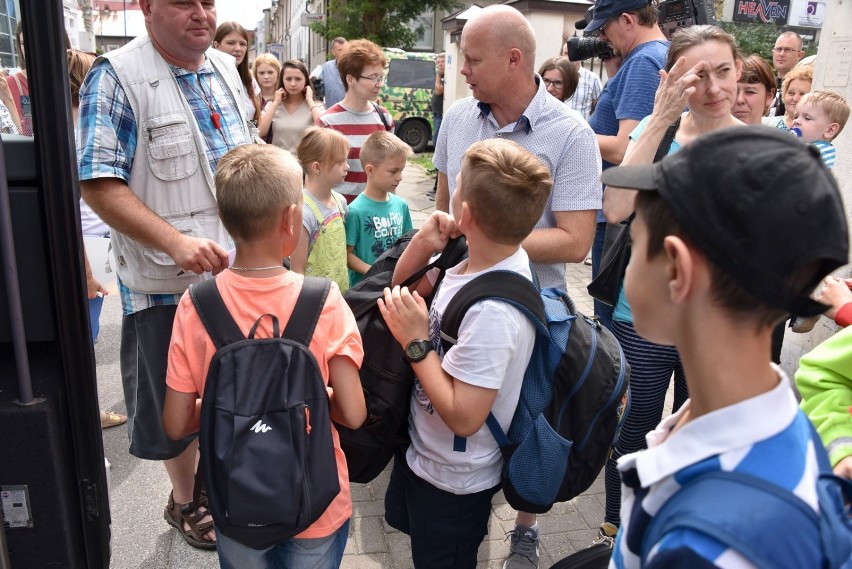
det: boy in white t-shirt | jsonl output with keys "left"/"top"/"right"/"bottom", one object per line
{"left": 378, "top": 139, "right": 553, "bottom": 568}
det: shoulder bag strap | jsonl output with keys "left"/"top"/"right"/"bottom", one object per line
{"left": 653, "top": 116, "right": 681, "bottom": 163}
{"left": 281, "top": 276, "right": 332, "bottom": 346}
{"left": 189, "top": 279, "right": 245, "bottom": 349}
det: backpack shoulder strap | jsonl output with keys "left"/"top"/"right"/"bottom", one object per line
{"left": 439, "top": 270, "right": 547, "bottom": 354}
{"left": 440, "top": 270, "right": 547, "bottom": 453}
{"left": 189, "top": 279, "right": 245, "bottom": 349}
{"left": 398, "top": 235, "right": 468, "bottom": 289}
{"left": 282, "top": 276, "right": 332, "bottom": 346}
{"left": 371, "top": 101, "right": 391, "bottom": 131}
{"left": 641, "top": 469, "right": 822, "bottom": 569}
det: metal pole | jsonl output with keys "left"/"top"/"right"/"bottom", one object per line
{"left": 0, "top": 135, "right": 34, "bottom": 405}
{"left": 0, "top": 513, "right": 11, "bottom": 569}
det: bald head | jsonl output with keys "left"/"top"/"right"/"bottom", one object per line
{"left": 464, "top": 5, "right": 536, "bottom": 70}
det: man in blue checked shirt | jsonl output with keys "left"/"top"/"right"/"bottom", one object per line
{"left": 77, "top": 0, "right": 253, "bottom": 551}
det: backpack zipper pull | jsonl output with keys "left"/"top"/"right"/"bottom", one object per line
{"left": 305, "top": 404, "right": 312, "bottom": 434}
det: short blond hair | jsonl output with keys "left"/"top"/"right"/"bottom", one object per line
{"left": 296, "top": 126, "right": 350, "bottom": 171}
{"left": 459, "top": 139, "right": 552, "bottom": 245}
{"left": 782, "top": 65, "right": 813, "bottom": 98}
{"left": 215, "top": 145, "right": 302, "bottom": 242}
{"left": 359, "top": 131, "right": 412, "bottom": 168}
{"left": 801, "top": 91, "right": 850, "bottom": 139}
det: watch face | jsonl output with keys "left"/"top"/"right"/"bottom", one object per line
{"left": 406, "top": 340, "right": 429, "bottom": 361}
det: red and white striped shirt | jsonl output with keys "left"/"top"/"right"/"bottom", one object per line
{"left": 316, "top": 102, "right": 394, "bottom": 197}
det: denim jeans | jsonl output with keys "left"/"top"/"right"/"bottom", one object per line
{"left": 216, "top": 519, "right": 350, "bottom": 569}
{"left": 432, "top": 113, "right": 443, "bottom": 146}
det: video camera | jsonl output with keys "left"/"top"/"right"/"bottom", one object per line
{"left": 310, "top": 75, "right": 325, "bottom": 99}
{"left": 566, "top": 0, "right": 716, "bottom": 62}
{"left": 566, "top": 36, "right": 615, "bottom": 62}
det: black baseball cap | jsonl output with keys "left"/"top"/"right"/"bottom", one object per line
{"left": 585, "top": 0, "right": 653, "bottom": 32}
{"left": 600, "top": 126, "right": 849, "bottom": 317}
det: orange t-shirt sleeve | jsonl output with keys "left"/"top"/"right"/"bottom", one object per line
{"left": 166, "top": 290, "right": 212, "bottom": 396}
{"left": 311, "top": 282, "right": 364, "bottom": 371}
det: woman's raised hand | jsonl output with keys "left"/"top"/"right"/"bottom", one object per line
{"left": 652, "top": 56, "right": 707, "bottom": 124}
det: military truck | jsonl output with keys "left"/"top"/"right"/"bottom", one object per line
{"left": 378, "top": 48, "right": 438, "bottom": 153}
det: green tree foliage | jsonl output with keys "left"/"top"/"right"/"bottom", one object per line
{"left": 720, "top": 21, "right": 818, "bottom": 64}
{"left": 312, "top": 0, "right": 461, "bottom": 50}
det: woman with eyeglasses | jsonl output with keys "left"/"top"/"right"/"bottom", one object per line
{"left": 316, "top": 39, "right": 394, "bottom": 202}
{"left": 257, "top": 59, "right": 325, "bottom": 154}
{"left": 538, "top": 56, "right": 580, "bottom": 104}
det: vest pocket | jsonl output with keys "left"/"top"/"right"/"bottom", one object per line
{"left": 119, "top": 210, "right": 225, "bottom": 282}
{"left": 145, "top": 115, "right": 199, "bottom": 181}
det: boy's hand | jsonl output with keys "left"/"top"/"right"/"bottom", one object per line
{"left": 417, "top": 211, "right": 461, "bottom": 252}
{"left": 816, "top": 276, "right": 852, "bottom": 320}
{"left": 378, "top": 286, "right": 429, "bottom": 346}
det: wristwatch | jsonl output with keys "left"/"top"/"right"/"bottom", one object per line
{"left": 404, "top": 339, "right": 434, "bottom": 363}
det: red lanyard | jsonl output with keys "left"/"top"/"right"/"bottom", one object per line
{"left": 194, "top": 73, "right": 222, "bottom": 129}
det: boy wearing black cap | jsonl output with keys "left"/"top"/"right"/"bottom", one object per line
{"left": 600, "top": 126, "right": 849, "bottom": 568}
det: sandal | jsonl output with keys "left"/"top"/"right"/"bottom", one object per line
{"left": 164, "top": 491, "right": 216, "bottom": 550}
{"left": 100, "top": 410, "right": 127, "bottom": 429}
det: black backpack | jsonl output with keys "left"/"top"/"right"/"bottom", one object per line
{"left": 191, "top": 276, "right": 339, "bottom": 550}
{"left": 441, "top": 271, "right": 630, "bottom": 513}
{"left": 339, "top": 233, "right": 468, "bottom": 483}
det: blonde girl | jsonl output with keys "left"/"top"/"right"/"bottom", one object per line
{"left": 291, "top": 127, "right": 351, "bottom": 293}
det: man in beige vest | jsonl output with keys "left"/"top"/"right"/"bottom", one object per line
{"left": 77, "top": 0, "right": 252, "bottom": 550}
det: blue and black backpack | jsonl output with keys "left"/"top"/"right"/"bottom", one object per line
{"left": 440, "top": 270, "right": 630, "bottom": 513}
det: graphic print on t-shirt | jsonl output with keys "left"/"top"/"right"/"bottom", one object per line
{"left": 363, "top": 211, "right": 406, "bottom": 258}
{"left": 412, "top": 304, "right": 444, "bottom": 415}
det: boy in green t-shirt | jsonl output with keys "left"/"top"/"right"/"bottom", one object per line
{"left": 345, "top": 131, "right": 414, "bottom": 285}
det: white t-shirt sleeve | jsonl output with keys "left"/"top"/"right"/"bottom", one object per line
{"left": 441, "top": 299, "right": 536, "bottom": 391}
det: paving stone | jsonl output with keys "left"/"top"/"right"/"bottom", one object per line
{"left": 349, "top": 515, "right": 389, "bottom": 554}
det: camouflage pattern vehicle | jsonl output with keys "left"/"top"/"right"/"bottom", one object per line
{"left": 378, "top": 48, "right": 437, "bottom": 153}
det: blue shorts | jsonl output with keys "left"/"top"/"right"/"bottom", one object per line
{"left": 384, "top": 450, "right": 500, "bottom": 569}
{"left": 216, "top": 519, "right": 349, "bottom": 569}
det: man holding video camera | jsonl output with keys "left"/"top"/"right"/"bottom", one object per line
{"left": 576, "top": 0, "right": 668, "bottom": 329}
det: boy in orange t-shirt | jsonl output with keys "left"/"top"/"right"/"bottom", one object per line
{"left": 163, "top": 144, "right": 366, "bottom": 566}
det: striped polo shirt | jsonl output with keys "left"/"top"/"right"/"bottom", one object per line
{"left": 610, "top": 368, "right": 822, "bottom": 569}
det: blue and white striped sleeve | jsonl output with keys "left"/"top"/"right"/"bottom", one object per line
{"left": 76, "top": 59, "right": 137, "bottom": 182}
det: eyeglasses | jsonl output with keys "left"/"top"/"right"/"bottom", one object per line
{"left": 543, "top": 78, "right": 564, "bottom": 88}
{"left": 601, "top": 14, "right": 620, "bottom": 33}
{"left": 359, "top": 74, "right": 387, "bottom": 84}
{"left": 773, "top": 47, "right": 801, "bottom": 54}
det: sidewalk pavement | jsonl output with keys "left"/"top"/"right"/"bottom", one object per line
{"left": 98, "top": 162, "right": 604, "bottom": 569}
